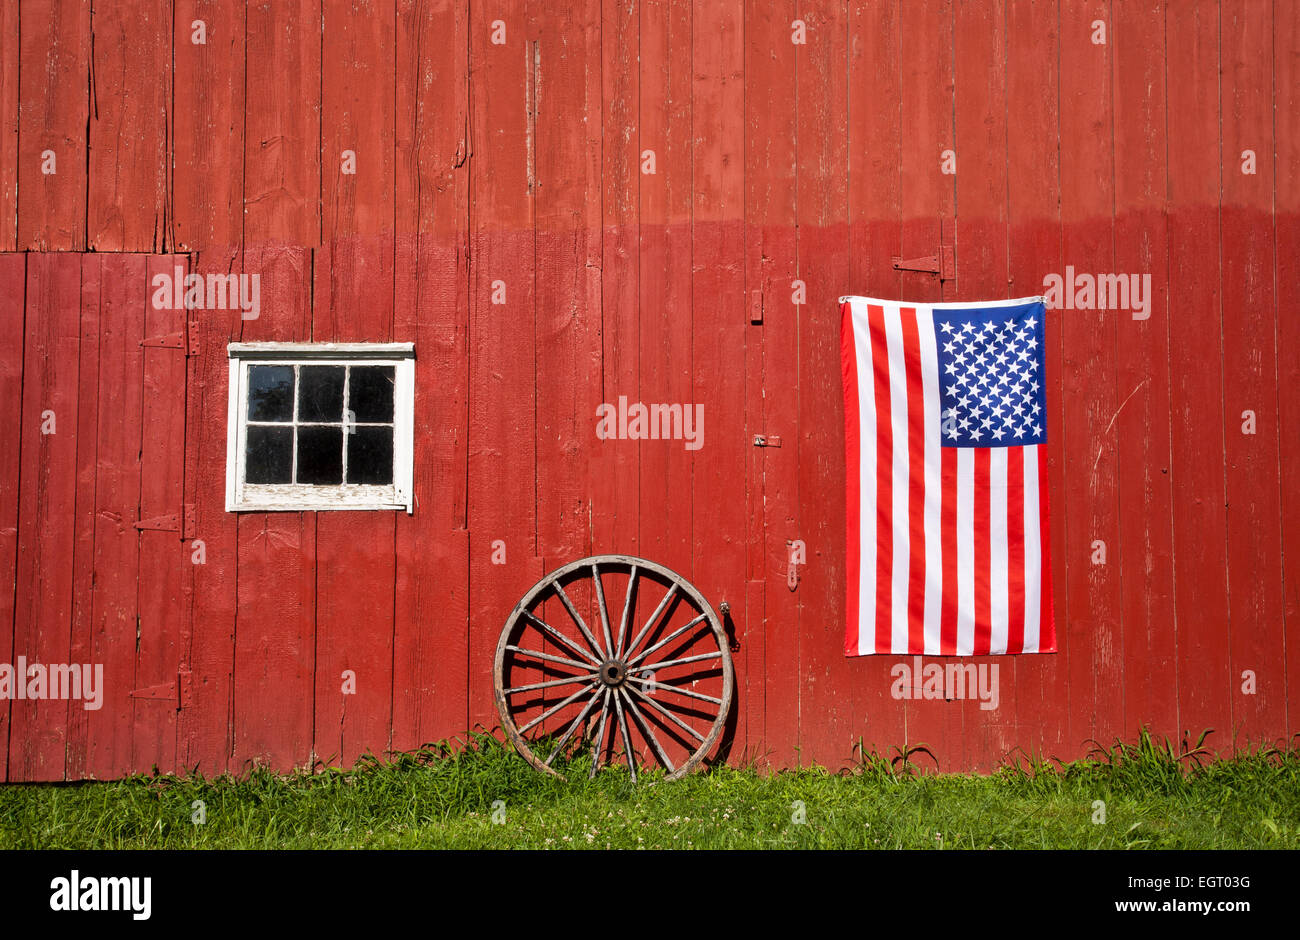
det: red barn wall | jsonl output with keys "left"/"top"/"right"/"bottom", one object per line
{"left": 0, "top": 0, "right": 1296, "bottom": 780}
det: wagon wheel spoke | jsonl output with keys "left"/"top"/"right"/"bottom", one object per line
{"left": 589, "top": 689, "right": 612, "bottom": 778}
{"left": 633, "top": 650, "right": 723, "bottom": 673}
{"left": 522, "top": 610, "right": 602, "bottom": 667}
{"left": 627, "top": 612, "right": 709, "bottom": 667}
{"left": 621, "top": 582, "right": 678, "bottom": 663}
{"left": 626, "top": 674, "right": 723, "bottom": 706}
{"left": 504, "top": 644, "right": 596, "bottom": 672}
{"left": 551, "top": 581, "right": 606, "bottom": 660}
{"left": 625, "top": 681, "right": 707, "bottom": 743}
{"left": 618, "top": 687, "right": 676, "bottom": 773}
{"left": 495, "top": 555, "right": 733, "bottom": 782}
{"left": 615, "top": 565, "right": 638, "bottom": 658}
{"left": 591, "top": 562, "right": 616, "bottom": 656}
{"left": 504, "top": 673, "right": 599, "bottom": 695}
{"left": 612, "top": 685, "right": 637, "bottom": 784}
{"left": 543, "top": 687, "right": 603, "bottom": 767}
{"left": 518, "top": 681, "right": 599, "bottom": 736}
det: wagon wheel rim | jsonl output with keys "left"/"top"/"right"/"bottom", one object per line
{"left": 493, "top": 554, "right": 734, "bottom": 782}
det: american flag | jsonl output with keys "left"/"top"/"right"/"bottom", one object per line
{"left": 840, "top": 295, "right": 1056, "bottom": 656}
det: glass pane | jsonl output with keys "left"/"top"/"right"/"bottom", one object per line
{"left": 245, "top": 426, "right": 293, "bottom": 483}
{"left": 297, "top": 426, "right": 343, "bottom": 484}
{"left": 349, "top": 366, "right": 395, "bottom": 423}
{"left": 347, "top": 426, "right": 393, "bottom": 484}
{"left": 298, "top": 365, "right": 345, "bottom": 422}
{"left": 247, "top": 365, "right": 294, "bottom": 421}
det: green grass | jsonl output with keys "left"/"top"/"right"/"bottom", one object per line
{"left": 2, "top": 730, "right": 1297, "bottom": 849}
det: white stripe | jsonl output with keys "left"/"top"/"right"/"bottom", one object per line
{"left": 883, "top": 304, "right": 910, "bottom": 654}
{"left": 852, "top": 301, "right": 877, "bottom": 655}
{"left": 915, "top": 306, "right": 943, "bottom": 656}
{"left": 989, "top": 448, "right": 1009, "bottom": 654}
{"left": 1022, "top": 445, "right": 1042, "bottom": 652}
{"left": 956, "top": 447, "right": 975, "bottom": 655}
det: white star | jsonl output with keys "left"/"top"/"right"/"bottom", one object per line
{"left": 969, "top": 427, "right": 983, "bottom": 441}
{"left": 991, "top": 427, "right": 1006, "bottom": 441}
{"left": 1024, "top": 316, "right": 1037, "bottom": 329}
{"left": 940, "top": 321, "right": 954, "bottom": 334}
{"left": 1032, "top": 423, "right": 1043, "bottom": 436}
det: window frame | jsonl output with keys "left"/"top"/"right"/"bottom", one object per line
{"left": 225, "top": 342, "right": 415, "bottom": 513}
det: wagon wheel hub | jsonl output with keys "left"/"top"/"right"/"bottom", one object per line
{"left": 598, "top": 660, "right": 628, "bottom": 687}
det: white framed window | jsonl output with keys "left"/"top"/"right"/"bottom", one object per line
{"left": 225, "top": 343, "right": 415, "bottom": 512}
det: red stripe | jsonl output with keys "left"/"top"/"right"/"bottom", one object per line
{"left": 1037, "top": 444, "right": 1056, "bottom": 651}
{"left": 1006, "top": 445, "right": 1026, "bottom": 653}
{"left": 867, "top": 305, "right": 893, "bottom": 654}
{"left": 900, "top": 310, "right": 927, "bottom": 654}
{"left": 939, "top": 443, "right": 958, "bottom": 654}
{"left": 972, "top": 446, "right": 992, "bottom": 655}
{"left": 841, "top": 302, "right": 861, "bottom": 655}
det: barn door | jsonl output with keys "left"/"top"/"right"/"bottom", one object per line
{"left": 5, "top": 255, "right": 191, "bottom": 782}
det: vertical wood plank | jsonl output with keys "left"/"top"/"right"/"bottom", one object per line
{"left": 745, "top": 0, "right": 800, "bottom": 767}
{"left": 0, "top": 254, "right": 25, "bottom": 779}
{"left": 529, "top": 0, "right": 603, "bottom": 740}
{"left": 1219, "top": 0, "right": 1286, "bottom": 750}
{"left": 87, "top": 1, "right": 171, "bottom": 251}
{"left": 244, "top": 0, "right": 321, "bottom": 248}
{"left": 312, "top": 0, "right": 398, "bottom": 768}
{"left": 11, "top": 255, "right": 81, "bottom": 780}
{"left": 845, "top": 0, "right": 906, "bottom": 764}
{"left": 691, "top": 0, "right": 748, "bottom": 762}
{"left": 592, "top": 0, "right": 641, "bottom": 561}
{"left": 132, "top": 256, "right": 189, "bottom": 773}
{"left": 1112, "top": 0, "right": 1178, "bottom": 746}
{"left": 637, "top": 0, "right": 693, "bottom": 577}
{"left": 64, "top": 255, "right": 101, "bottom": 780}
{"left": 1165, "top": 0, "right": 1232, "bottom": 753}
{"left": 17, "top": 0, "right": 90, "bottom": 250}
{"left": 795, "top": 0, "right": 851, "bottom": 769}
{"left": 1275, "top": 0, "right": 1300, "bottom": 744}
{"left": 897, "top": 0, "right": 955, "bottom": 770}
{"left": 1058, "top": 0, "right": 1120, "bottom": 755}
{"left": 467, "top": 0, "right": 541, "bottom": 734}
{"left": 232, "top": 245, "right": 316, "bottom": 772}
{"left": 1006, "top": 0, "right": 1063, "bottom": 763}
{"left": 953, "top": 0, "right": 1010, "bottom": 771}
{"left": 0, "top": 4, "right": 18, "bottom": 249}
{"left": 173, "top": 0, "right": 247, "bottom": 253}
{"left": 392, "top": 0, "right": 472, "bottom": 754}
{"left": 180, "top": 249, "right": 241, "bottom": 776}
{"left": 84, "top": 254, "right": 145, "bottom": 780}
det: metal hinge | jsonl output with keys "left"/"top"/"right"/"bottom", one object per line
{"left": 129, "top": 669, "right": 192, "bottom": 709}
{"left": 135, "top": 504, "right": 196, "bottom": 539}
{"left": 892, "top": 246, "right": 956, "bottom": 281}
{"left": 140, "top": 322, "right": 200, "bottom": 356}
{"left": 753, "top": 434, "right": 782, "bottom": 448}
{"left": 750, "top": 290, "right": 763, "bottom": 324}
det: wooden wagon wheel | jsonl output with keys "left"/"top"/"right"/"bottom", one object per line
{"left": 493, "top": 554, "right": 733, "bottom": 782}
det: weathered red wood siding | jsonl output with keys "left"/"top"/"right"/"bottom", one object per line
{"left": 0, "top": 0, "right": 1295, "bottom": 780}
